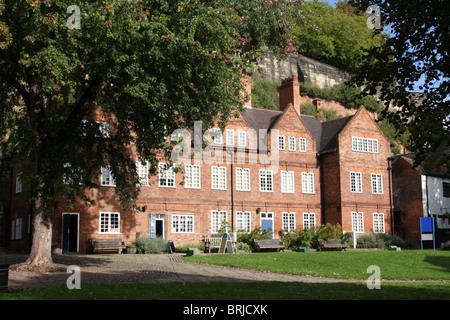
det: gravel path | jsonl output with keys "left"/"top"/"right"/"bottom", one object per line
{"left": 2, "top": 252, "right": 362, "bottom": 292}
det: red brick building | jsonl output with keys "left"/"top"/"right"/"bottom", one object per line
{"left": 391, "top": 153, "right": 450, "bottom": 247}
{"left": 8, "top": 75, "right": 393, "bottom": 253}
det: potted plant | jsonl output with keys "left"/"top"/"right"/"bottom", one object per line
{"left": 126, "top": 244, "right": 137, "bottom": 254}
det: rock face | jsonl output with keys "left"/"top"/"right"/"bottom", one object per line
{"left": 257, "top": 47, "right": 353, "bottom": 89}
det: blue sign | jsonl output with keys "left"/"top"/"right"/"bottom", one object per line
{"left": 420, "top": 217, "right": 435, "bottom": 250}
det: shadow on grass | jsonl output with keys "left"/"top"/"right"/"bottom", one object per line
{"left": 424, "top": 254, "right": 450, "bottom": 274}
{"left": 1, "top": 281, "right": 449, "bottom": 300}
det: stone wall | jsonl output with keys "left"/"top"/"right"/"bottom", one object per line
{"left": 257, "top": 47, "right": 354, "bottom": 89}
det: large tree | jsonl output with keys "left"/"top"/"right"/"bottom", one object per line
{"left": 0, "top": 0, "right": 302, "bottom": 269}
{"left": 348, "top": 0, "right": 449, "bottom": 166}
{"left": 292, "top": 0, "right": 386, "bottom": 74}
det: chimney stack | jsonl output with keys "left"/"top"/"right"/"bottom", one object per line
{"left": 278, "top": 75, "right": 300, "bottom": 115}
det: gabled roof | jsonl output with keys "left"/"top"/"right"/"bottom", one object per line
{"left": 319, "top": 116, "right": 353, "bottom": 153}
{"left": 241, "top": 106, "right": 353, "bottom": 154}
{"left": 242, "top": 108, "right": 282, "bottom": 131}
{"left": 391, "top": 147, "right": 450, "bottom": 179}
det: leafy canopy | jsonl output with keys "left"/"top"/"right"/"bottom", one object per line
{"left": 0, "top": 0, "right": 303, "bottom": 209}
{"left": 292, "top": 0, "right": 387, "bottom": 74}
{"left": 348, "top": 0, "right": 450, "bottom": 166}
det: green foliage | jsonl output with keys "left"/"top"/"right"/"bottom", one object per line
{"left": 300, "top": 102, "right": 318, "bottom": 118}
{"left": 0, "top": 0, "right": 304, "bottom": 262}
{"left": 135, "top": 236, "right": 167, "bottom": 254}
{"left": 321, "top": 108, "right": 340, "bottom": 121}
{"left": 300, "top": 82, "right": 381, "bottom": 113}
{"left": 348, "top": 0, "right": 449, "bottom": 166}
{"left": 279, "top": 223, "right": 344, "bottom": 250}
{"left": 300, "top": 82, "right": 333, "bottom": 101}
{"left": 376, "top": 118, "right": 411, "bottom": 154}
{"left": 251, "top": 75, "right": 280, "bottom": 110}
{"left": 356, "top": 234, "right": 411, "bottom": 249}
{"left": 331, "top": 83, "right": 381, "bottom": 112}
{"left": 175, "top": 244, "right": 203, "bottom": 253}
{"left": 292, "top": 0, "right": 387, "bottom": 74}
{"left": 237, "top": 227, "right": 273, "bottom": 250}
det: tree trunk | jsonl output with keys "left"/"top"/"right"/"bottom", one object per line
{"left": 12, "top": 195, "right": 57, "bottom": 271}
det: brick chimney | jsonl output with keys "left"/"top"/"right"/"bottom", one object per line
{"left": 278, "top": 75, "right": 300, "bottom": 115}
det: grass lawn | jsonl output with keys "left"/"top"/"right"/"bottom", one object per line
{"left": 185, "top": 250, "right": 450, "bottom": 280}
{"left": 1, "top": 281, "right": 449, "bottom": 300}
{"left": 1, "top": 250, "right": 449, "bottom": 300}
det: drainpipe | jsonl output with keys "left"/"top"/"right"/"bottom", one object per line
{"left": 318, "top": 152, "right": 326, "bottom": 225}
{"left": 388, "top": 158, "right": 394, "bottom": 234}
{"left": 426, "top": 175, "right": 430, "bottom": 217}
{"left": 231, "top": 159, "right": 234, "bottom": 232}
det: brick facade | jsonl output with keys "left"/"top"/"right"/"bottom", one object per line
{"left": 8, "top": 75, "right": 394, "bottom": 253}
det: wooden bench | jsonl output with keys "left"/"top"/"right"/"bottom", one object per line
{"left": 204, "top": 238, "right": 222, "bottom": 253}
{"left": 88, "top": 239, "right": 126, "bottom": 254}
{"left": 254, "top": 239, "right": 285, "bottom": 252}
{"left": 318, "top": 239, "right": 347, "bottom": 251}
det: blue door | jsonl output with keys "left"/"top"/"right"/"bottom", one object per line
{"left": 260, "top": 212, "right": 274, "bottom": 239}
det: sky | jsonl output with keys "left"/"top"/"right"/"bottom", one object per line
{"left": 317, "top": 0, "right": 431, "bottom": 94}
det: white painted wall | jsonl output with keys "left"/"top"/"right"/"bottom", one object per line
{"left": 422, "top": 175, "right": 450, "bottom": 229}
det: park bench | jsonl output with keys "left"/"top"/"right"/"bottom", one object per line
{"left": 203, "top": 237, "right": 222, "bottom": 253}
{"left": 204, "top": 236, "right": 237, "bottom": 253}
{"left": 254, "top": 239, "right": 285, "bottom": 252}
{"left": 88, "top": 239, "right": 126, "bottom": 254}
{"left": 318, "top": 239, "right": 347, "bottom": 251}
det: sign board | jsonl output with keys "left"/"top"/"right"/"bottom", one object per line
{"left": 149, "top": 213, "right": 156, "bottom": 238}
{"left": 219, "top": 233, "right": 228, "bottom": 253}
{"left": 420, "top": 217, "right": 435, "bottom": 250}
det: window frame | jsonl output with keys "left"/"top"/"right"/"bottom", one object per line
{"left": 350, "top": 171, "right": 363, "bottom": 193}
{"left": 236, "top": 211, "right": 252, "bottom": 233}
{"left": 352, "top": 136, "right": 379, "bottom": 154}
{"left": 226, "top": 129, "right": 235, "bottom": 146}
{"left": 101, "top": 166, "right": 116, "bottom": 187}
{"left": 443, "top": 182, "right": 450, "bottom": 198}
{"left": 172, "top": 214, "right": 195, "bottom": 234}
{"left": 303, "top": 212, "right": 316, "bottom": 230}
{"left": 211, "top": 166, "right": 227, "bottom": 190}
{"left": 288, "top": 136, "right": 296, "bottom": 151}
{"left": 16, "top": 172, "right": 23, "bottom": 194}
{"left": 371, "top": 173, "right": 383, "bottom": 194}
{"left": 282, "top": 212, "right": 296, "bottom": 233}
{"left": 236, "top": 167, "right": 251, "bottom": 191}
{"left": 136, "top": 161, "right": 149, "bottom": 186}
{"left": 373, "top": 212, "right": 385, "bottom": 233}
{"left": 213, "top": 128, "right": 223, "bottom": 144}
{"left": 238, "top": 130, "right": 247, "bottom": 147}
{"left": 281, "top": 170, "right": 295, "bottom": 193}
{"left": 184, "top": 164, "right": 201, "bottom": 189}
{"left": 99, "top": 212, "right": 121, "bottom": 234}
{"left": 351, "top": 211, "right": 364, "bottom": 233}
{"left": 259, "top": 169, "right": 274, "bottom": 192}
{"left": 301, "top": 172, "right": 315, "bottom": 194}
{"left": 278, "top": 135, "right": 285, "bottom": 150}
{"left": 158, "top": 162, "right": 176, "bottom": 188}
{"left": 211, "top": 210, "right": 228, "bottom": 234}
{"left": 299, "top": 137, "right": 307, "bottom": 152}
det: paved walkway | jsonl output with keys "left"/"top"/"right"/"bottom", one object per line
{"left": 2, "top": 251, "right": 362, "bottom": 291}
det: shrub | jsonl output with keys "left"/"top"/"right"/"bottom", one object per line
{"left": 317, "top": 223, "right": 343, "bottom": 240}
{"left": 356, "top": 234, "right": 411, "bottom": 249}
{"left": 237, "top": 227, "right": 273, "bottom": 251}
{"left": 300, "top": 101, "right": 318, "bottom": 118}
{"left": 278, "top": 223, "right": 346, "bottom": 250}
{"left": 356, "top": 234, "right": 384, "bottom": 249}
{"left": 135, "top": 236, "right": 167, "bottom": 254}
{"left": 236, "top": 242, "right": 252, "bottom": 251}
